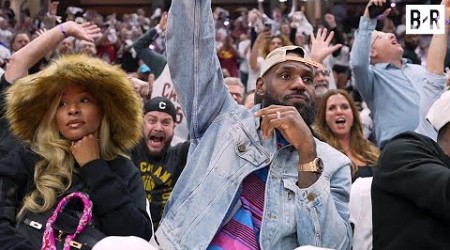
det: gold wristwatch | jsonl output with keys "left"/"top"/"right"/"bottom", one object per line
{"left": 298, "top": 157, "right": 323, "bottom": 173}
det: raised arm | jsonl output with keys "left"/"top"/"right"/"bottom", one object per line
{"left": 249, "top": 30, "right": 270, "bottom": 71}
{"left": 414, "top": 0, "right": 449, "bottom": 139}
{"left": 166, "top": 0, "right": 237, "bottom": 139}
{"left": 309, "top": 28, "right": 342, "bottom": 64}
{"left": 349, "top": 0, "right": 385, "bottom": 106}
{"left": 427, "top": 0, "right": 450, "bottom": 75}
{"left": 132, "top": 12, "right": 168, "bottom": 78}
{"left": 5, "top": 21, "right": 100, "bottom": 83}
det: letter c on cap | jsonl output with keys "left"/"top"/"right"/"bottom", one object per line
{"left": 159, "top": 101, "right": 167, "bottom": 110}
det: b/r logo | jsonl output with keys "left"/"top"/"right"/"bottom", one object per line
{"left": 406, "top": 5, "right": 445, "bottom": 35}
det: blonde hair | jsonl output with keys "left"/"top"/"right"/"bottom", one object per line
{"left": 17, "top": 86, "right": 128, "bottom": 218}
{"left": 313, "top": 89, "right": 379, "bottom": 174}
{"left": 6, "top": 54, "right": 143, "bottom": 218}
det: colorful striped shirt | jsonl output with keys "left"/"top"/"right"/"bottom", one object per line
{"left": 208, "top": 131, "right": 289, "bottom": 250}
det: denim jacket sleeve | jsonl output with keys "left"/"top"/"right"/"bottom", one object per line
{"left": 132, "top": 28, "right": 167, "bottom": 78}
{"left": 297, "top": 140, "right": 352, "bottom": 249}
{"left": 349, "top": 16, "right": 377, "bottom": 106}
{"left": 166, "top": 0, "right": 238, "bottom": 140}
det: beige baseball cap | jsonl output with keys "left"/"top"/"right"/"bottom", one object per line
{"left": 259, "top": 45, "right": 322, "bottom": 77}
{"left": 426, "top": 90, "right": 450, "bottom": 132}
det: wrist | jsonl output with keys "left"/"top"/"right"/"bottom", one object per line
{"left": 59, "top": 23, "right": 69, "bottom": 38}
{"left": 298, "top": 157, "right": 323, "bottom": 173}
{"left": 294, "top": 137, "right": 316, "bottom": 161}
{"left": 298, "top": 151, "right": 317, "bottom": 165}
{"left": 309, "top": 55, "right": 324, "bottom": 65}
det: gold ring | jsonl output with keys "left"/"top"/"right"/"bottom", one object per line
{"left": 276, "top": 111, "right": 281, "bottom": 119}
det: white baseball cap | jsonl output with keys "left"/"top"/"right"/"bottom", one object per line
{"left": 259, "top": 45, "right": 322, "bottom": 77}
{"left": 426, "top": 90, "right": 450, "bottom": 132}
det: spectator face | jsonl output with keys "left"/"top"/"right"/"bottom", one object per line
{"left": 281, "top": 23, "right": 290, "bottom": 36}
{"left": 58, "top": 37, "right": 75, "bottom": 55}
{"left": 227, "top": 85, "right": 244, "bottom": 104}
{"left": 55, "top": 84, "right": 102, "bottom": 141}
{"left": 314, "top": 67, "right": 330, "bottom": 109}
{"left": 269, "top": 37, "right": 283, "bottom": 53}
{"left": 0, "top": 18, "right": 8, "bottom": 29}
{"left": 295, "top": 33, "right": 306, "bottom": 47}
{"left": 11, "top": 33, "right": 30, "bottom": 52}
{"left": 79, "top": 40, "right": 97, "bottom": 56}
{"left": 370, "top": 31, "right": 403, "bottom": 62}
{"left": 272, "top": 8, "right": 282, "bottom": 22}
{"left": 258, "top": 54, "right": 316, "bottom": 125}
{"left": 314, "top": 67, "right": 330, "bottom": 90}
{"left": 143, "top": 111, "right": 175, "bottom": 155}
{"left": 325, "top": 93, "right": 354, "bottom": 138}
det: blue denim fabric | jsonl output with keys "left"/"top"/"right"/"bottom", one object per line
{"left": 154, "top": 0, "right": 352, "bottom": 249}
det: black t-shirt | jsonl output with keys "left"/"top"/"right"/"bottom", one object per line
{"left": 130, "top": 140, "right": 190, "bottom": 228}
{"left": 353, "top": 165, "right": 374, "bottom": 182}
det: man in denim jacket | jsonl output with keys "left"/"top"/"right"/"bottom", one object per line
{"left": 154, "top": 0, "right": 352, "bottom": 249}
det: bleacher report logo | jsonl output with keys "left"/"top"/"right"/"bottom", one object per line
{"left": 406, "top": 5, "right": 445, "bottom": 34}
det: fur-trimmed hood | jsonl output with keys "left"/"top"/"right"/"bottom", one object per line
{"left": 5, "top": 54, "right": 143, "bottom": 151}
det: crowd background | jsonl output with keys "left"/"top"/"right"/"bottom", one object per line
{"left": 0, "top": 0, "right": 448, "bottom": 72}
{"left": 0, "top": 0, "right": 445, "bottom": 144}
{"left": 0, "top": 0, "right": 448, "bottom": 248}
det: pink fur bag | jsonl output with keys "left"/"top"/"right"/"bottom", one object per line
{"left": 41, "top": 192, "right": 94, "bottom": 250}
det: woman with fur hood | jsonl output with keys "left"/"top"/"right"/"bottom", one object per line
{"left": 0, "top": 21, "right": 152, "bottom": 249}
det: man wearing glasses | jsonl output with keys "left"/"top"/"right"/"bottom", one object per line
{"left": 314, "top": 66, "right": 331, "bottom": 110}
{"left": 350, "top": 0, "right": 447, "bottom": 148}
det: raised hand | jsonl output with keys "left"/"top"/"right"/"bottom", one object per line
{"left": 364, "top": 0, "right": 391, "bottom": 18}
{"left": 129, "top": 76, "right": 150, "bottom": 98}
{"left": 309, "top": 28, "right": 342, "bottom": 63}
{"left": 66, "top": 21, "right": 101, "bottom": 43}
{"left": 254, "top": 29, "right": 271, "bottom": 47}
{"left": 248, "top": 8, "right": 262, "bottom": 26}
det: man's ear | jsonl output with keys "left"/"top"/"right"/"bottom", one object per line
{"left": 255, "top": 77, "right": 266, "bottom": 98}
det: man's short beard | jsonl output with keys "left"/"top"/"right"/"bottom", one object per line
{"left": 262, "top": 90, "right": 315, "bottom": 126}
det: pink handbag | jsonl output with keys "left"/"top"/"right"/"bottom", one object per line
{"left": 41, "top": 192, "right": 94, "bottom": 250}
